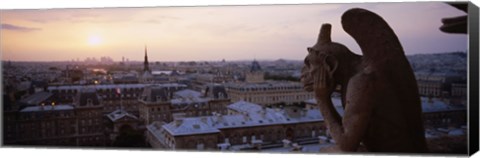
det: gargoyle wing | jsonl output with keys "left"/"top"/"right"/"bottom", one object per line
{"left": 341, "top": 8, "right": 427, "bottom": 151}
{"left": 341, "top": 8, "right": 406, "bottom": 66}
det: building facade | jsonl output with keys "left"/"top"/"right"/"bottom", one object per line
{"left": 138, "top": 85, "right": 230, "bottom": 125}
{"left": 6, "top": 89, "right": 107, "bottom": 146}
{"left": 14, "top": 105, "right": 77, "bottom": 146}
{"left": 226, "top": 81, "right": 313, "bottom": 106}
{"left": 420, "top": 97, "right": 467, "bottom": 128}
{"left": 415, "top": 72, "right": 466, "bottom": 98}
{"left": 146, "top": 101, "right": 326, "bottom": 150}
{"left": 74, "top": 89, "right": 106, "bottom": 146}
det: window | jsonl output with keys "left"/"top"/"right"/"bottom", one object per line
{"left": 87, "top": 99, "right": 93, "bottom": 105}
{"left": 196, "top": 143, "right": 204, "bottom": 150}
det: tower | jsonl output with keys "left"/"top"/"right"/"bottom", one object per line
{"left": 144, "top": 45, "right": 150, "bottom": 73}
{"left": 141, "top": 45, "right": 153, "bottom": 83}
{"left": 245, "top": 59, "right": 264, "bottom": 83}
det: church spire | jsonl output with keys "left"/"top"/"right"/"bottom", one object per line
{"left": 144, "top": 45, "right": 150, "bottom": 72}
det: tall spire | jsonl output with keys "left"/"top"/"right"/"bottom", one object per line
{"left": 144, "top": 45, "right": 150, "bottom": 72}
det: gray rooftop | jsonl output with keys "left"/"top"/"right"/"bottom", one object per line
{"left": 421, "top": 97, "right": 465, "bottom": 113}
{"left": 304, "top": 97, "right": 345, "bottom": 116}
{"left": 174, "top": 89, "right": 202, "bottom": 99}
{"left": 250, "top": 60, "right": 262, "bottom": 72}
{"left": 226, "top": 81, "right": 303, "bottom": 89}
{"left": 227, "top": 101, "right": 263, "bottom": 113}
{"left": 155, "top": 101, "right": 323, "bottom": 136}
{"left": 162, "top": 118, "right": 221, "bottom": 136}
{"left": 19, "top": 91, "right": 52, "bottom": 105}
{"left": 170, "top": 97, "right": 210, "bottom": 105}
{"left": 141, "top": 84, "right": 188, "bottom": 102}
{"left": 106, "top": 109, "right": 139, "bottom": 122}
{"left": 204, "top": 83, "right": 229, "bottom": 99}
{"left": 304, "top": 97, "right": 464, "bottom": 114}
{"left": 20, "top": 105, "right": 74, "bottom": 112}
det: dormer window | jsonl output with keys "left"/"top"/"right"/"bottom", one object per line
{"left": 87, "top": 99, "right": 93, "bottom": 105}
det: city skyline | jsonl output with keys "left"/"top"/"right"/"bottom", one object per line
{"left": 2, "top": 2, "right": 469, "bottom": 152}
{"left": 1, "top": 2, "right": 468, "bottom": 62}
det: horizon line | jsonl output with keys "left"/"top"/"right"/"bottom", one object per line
{"left": 1, "top": 51, "right": 467, "bottom": 63}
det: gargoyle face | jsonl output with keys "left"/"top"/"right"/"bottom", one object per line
{"left": 302, "top": 23, "right": 341, "bottom": 92}
{"left": 301, "top": 43, "right": 344, "bottom": 92}
{"left": 301, "top": 47, "right": 328, "bottom": 92}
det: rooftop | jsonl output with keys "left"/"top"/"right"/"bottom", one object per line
{"left": 106, "top": 109, "right": 139, "bottom": 122}
{"left": 204, "top": 84, "right": 229, "bottom": 99}
{"left": 226, "top": 81, "right": 303, "bottom": 89}
{"left": 170, "top": 97, "right": 210, "bottom": 105}
{"left": 174, "top": 89, "right": 202, "bottom": 99}
{"left": 141, "top": 84, "right": 188, "bottom": 103}
{"left": 19, "top": 91, "right": 52, "bottom": 105}
{"left": 20, "top": 105, "right": 74, "bottom": 112}
{"left": 227, "top": 101, "right": 263, "bottom": 113}
{"left": 157, "top": 101, "right": 323, "bottom": 136}
{"left": 304, "top": 97, "right": 345, "bottom": 116}
{"left": 260, "top": 143, "right": 335, "bottom": 153}
{"left": 304, "top": 97, "right": 464, "bottom": 114}
{"left": 250, "top": 60, "right": 262, "bottom": 72}
{"left": 162, "top": 117, "right": 221, "bottom": 136}
{"left": 421, "top": 97, "right": 465, "bottom": 113}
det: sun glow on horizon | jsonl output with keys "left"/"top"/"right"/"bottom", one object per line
{"left": 87, "top": 35, "right": 103, "bottom": 46}
{"left": 0, "top": 2, "right": 468, "bottom": 61}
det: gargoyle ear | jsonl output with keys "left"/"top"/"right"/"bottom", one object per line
{"left": 317, "top": 24, "right": 332, "bottom": 44}
{"left": 324, "top": 55, "right": 338, "bottom": 76}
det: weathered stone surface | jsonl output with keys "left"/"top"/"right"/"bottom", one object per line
{"left": 301, "top": 8, "right": 428, "bottom": 153}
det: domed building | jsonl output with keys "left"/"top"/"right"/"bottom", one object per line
{"left": 245, "top": 59, "right": 264, "bottom": 83}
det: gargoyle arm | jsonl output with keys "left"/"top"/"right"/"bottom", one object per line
{"left": 316, "top": 72, "right": 375, "bottom": 152}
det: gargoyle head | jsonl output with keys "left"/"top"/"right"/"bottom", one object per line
{"left": 301, "top": 24, "right": 354, "bottom": 92}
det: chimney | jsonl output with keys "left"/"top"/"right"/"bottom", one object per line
{"left": 428, "top": 96, "right": 434, "bottom": 105}
{"left": 175, "top": 119, "right": 183, "bottom": 127}
{"left": 260, "top": 109, "right": 267, "bottom": 118}
{"left": 216, "top": 113, "right": 223, "bottom": 123}
{"left": 200, "top": 117, "right": 208, "bottom": 124}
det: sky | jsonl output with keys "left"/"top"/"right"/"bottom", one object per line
{"left": 0, "top": 2, "right": 468, "bottom": 62}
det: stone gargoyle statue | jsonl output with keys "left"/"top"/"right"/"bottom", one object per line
{"left": 301, "top": 8, "right": 428, "bottom": 153}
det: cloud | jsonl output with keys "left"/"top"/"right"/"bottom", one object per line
{"left": 1, "top": 23, "right": 41, "bottom": 32}
{"left": 142, "top": 15, "right": 181, "bottom": 24}
{"left": 3, "top": 9, "right": 127, "bottom": 24}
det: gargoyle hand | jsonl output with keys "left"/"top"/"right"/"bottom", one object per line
{"left": 313, "top": 62, "right": 335, "bottom": 100}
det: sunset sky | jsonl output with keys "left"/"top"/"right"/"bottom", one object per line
{"left": 0, "top": 2, "right": 468, "bottom": 62}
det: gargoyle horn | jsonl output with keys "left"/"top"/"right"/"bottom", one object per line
{"left": 317, "top": 24, "right": 332, "bottom": 45}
